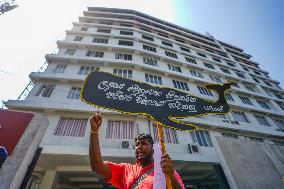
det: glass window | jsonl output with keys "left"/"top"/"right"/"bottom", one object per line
{"left": 67, "top": 87, "right": 81, "bottom": 99}
{"left": 168, "top": 64, "right": 182, "bottom": 73}
{"left": 191, "top": 131, "right": 212, "bottom": 147}
{"left": 54, "top": 118, "right": 88, "bottom": 137}
{"left": 35, "top": 84, "right": 55, "bottom": 97}
{"left": 152, "top": 124, "right": 178, "bottom": 144}
{"left": 231, "top": 111, "right": 250, "bottom": 123}
{"left": 106, "top": 120, "right": 135, "bottom": 139}
{"left": 204, "top": 63, "right": 215, "bottom": 70}
{"left": 53, "top": 64, "right": 67, "bottom": 73}
{"left": 197, "top": 86, "right": 213, "bottom": 96}
{"left": 143, "top": 56, "right": 158, "bottom": 66}
{"left": 145, "top": 73, "right": 162, "bottom": 85}
{"left": 239, "top": 96, "right": 253, "bottom": 105}
{"left": 113, "top": 69, "right": 132, "bottom": 79}
{"left": 254, "top": 115, "right": 271, "bottom": 127}
{"left": 172, "top": 80, "right": 189, "bottom": 91}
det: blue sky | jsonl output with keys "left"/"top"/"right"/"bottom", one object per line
{"left": 1, "top": 0, "right": 284, "bottom": 108}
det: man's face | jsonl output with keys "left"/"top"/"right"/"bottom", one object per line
{"left": 135, "top": 138, "right": 154, "bottom": 163}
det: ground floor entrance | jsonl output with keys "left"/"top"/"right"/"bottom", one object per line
{"left": 24, "top": 154, "right": 230, "bottom": 189}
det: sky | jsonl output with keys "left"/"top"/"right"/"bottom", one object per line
{"left": 0, "top": 0, "right": 284, "bottom": 108}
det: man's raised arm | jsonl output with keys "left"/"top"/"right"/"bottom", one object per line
{"left": 89, "top": 111, "right": 112, "bottom": 179}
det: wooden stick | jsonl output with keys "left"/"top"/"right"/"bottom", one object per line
{"left": 156, "top": 122, "right": 172, "bottom": 189}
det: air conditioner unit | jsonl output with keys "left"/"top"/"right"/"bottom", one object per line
{"left": 121, "top": 141, "right": 130, "bottom": 149}
{"left": 188, "top": 144, "right": 199, "bottom": 154}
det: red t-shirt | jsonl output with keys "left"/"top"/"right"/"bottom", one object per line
{"left": 105, "top": 161, "right": 185, "bottom": 189}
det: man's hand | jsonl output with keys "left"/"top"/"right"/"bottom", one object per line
{"left": 90, "top": 111, "right": 102, "bottom": 132}
{"left": 160, "top": 154, "right": 174, "bottom": 176}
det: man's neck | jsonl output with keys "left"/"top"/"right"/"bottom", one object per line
{"left": 139, "top": 158, "right": 154, "bottom": 168}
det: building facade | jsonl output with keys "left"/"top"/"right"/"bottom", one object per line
{"left": 6, "top": 7, "right": 284, "bottom": 189}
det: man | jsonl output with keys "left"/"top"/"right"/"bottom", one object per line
{"left": 89, "top": 111, "right": 185, "bottom": 189}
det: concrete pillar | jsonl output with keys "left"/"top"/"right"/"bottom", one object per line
{"left": 39, "top": 170, "right": 57, "bottom": 189}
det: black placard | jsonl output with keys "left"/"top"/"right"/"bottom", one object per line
{"left": 81, "top": 72, "right": 232, "bottom": 131}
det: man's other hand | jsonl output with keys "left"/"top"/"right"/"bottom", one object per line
{"left": 90, "top": 111, "right": 102, "bottom": 132}
{"left": 160, "top": 153, "right": 174, "bottom": 176}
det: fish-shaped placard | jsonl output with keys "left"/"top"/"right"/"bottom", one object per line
{"left": 81, "top": 71, "right": 232, "bottom": 131}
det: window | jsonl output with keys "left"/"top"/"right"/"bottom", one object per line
{"left": 227, "top": 62, "right": 235, "bottom": 67}
{"left": 175, "top": 38, "right": 185, "bottom": 43}
{"left": 120, "top": 30, "right": 133, "bottom": 35}
{"left": 212, "top": 57, "right": 221, "bottom": 62}
{"left": 225, "top": 93, "right": 234, "bottom": 101}
{"left": 80, "top": 27, "right": 88, "bottom": 31}
{"left": 172, "top": 80, "right": 189, "bottom": 91}
{"left": 158, "top": 32, "right": 168, "bottom": 38}
{"left": 274, "top": 93, "right": 283, "bottom": 100}
{"left": 165, "top": 51, "right": 178, "bottom": 59}
{"left": 53, "top": 64, "right": 67, "bottom": 73}
{"left": 93, "top": 38, "right": 108, "bottom": 44}
{"left": 222, "top": 133, "right": 238, "bottom": 139}
{"left": 244, "top": 85, "right": 255, "bottom": 92}
{"left": 209, "top": 75, "right": 222, "bottom": 83}
{"left": 189, "top": 70, "right": 203, "bottom": 78}
{"left": 263, "top": 88, "right": 273, "bottom": 96}
{"left": 272, "top": 118, "right": 284, "bottom": 130}
{"left": 53, "top": 118, "right": 88, "bottom": 137}
{"left": 168, "top": 64, "right": 182, "bottom": 72}
{"left": 35, "top": 84, "right": 55, "bottom": 97}
{"left": 197, "top": 86, "right": 213, "bottom": 96}
{"left": 86, "top": 50, "right": 104, "bottom": 57}
{"left": 229, "top": 81, "right": 239, "bottom": 88}
{"left": 264, "top": 81, "right": 272, "bottom": 87}
{"left": 251, "top": 77, "right": 260, "bottom": 83}
{"left": 78, "top": 66, "right": 99, "bottom": 75}
{"left": 242, "top": 66, "right": 250, "bottom": 71}
{"left": 220, "top": 67, "right": 230, "bottom": 74}
{"left": 191, "top": 131, "right": 212, "bottom": 147}
{"left": 180, "top": 46, "right": 191, "bottom": 53}
{"left": 235, "top": 72, "right": 246, "bottom": 79}
{"left": 143, "top": 57, "right": 158, "bottom": 66}
{"left": 153, "top": 124, "right": 178, "bottom": 143}
{"left": 67, "top": 87, "right": 81, "bottom": 99}
{"left": 115, "top": 53, "right": 132, "bottom": 60}
{"left": 143, "top": 44, "right": 156, "bottom": 52}
{"left": 100, "top": 21, "right": 112, "bottom": 25}
{"left": 74, "top": 36, "right": 83, "bottom": 41}
{"left": 140, "top": 27, "right": 151, "bottom": 32}
{"left": 120, "top": 23, "right": 132, "bottom": 27}
{"left": 105, "top": 120, "right": 135, "bottom": 139}
{"left": 64, "top": 49, "right": 75, "bottom": 55}
{"left": 231, "top": 111, "right": 250, "bottom": 123}
{"left": 253, "top": 70, "right": 261, "bottom": 75}
{"left": 197, "top": 52, "right": 206, "bottom": 58}
{"left": 145, "top": 73, "right": 162, "bottom": 85}
{"left": 239, "top": 96, "right": 253, "bottom": 105}
{"left": 97, "top": 28, "right": 111, "bottom": 33}
{"left": 162, "top": 40, "right": 172, "bottom": 47}
{"left": 204, "top": 63, "right": 215, "bottom": 70}
{"left": 185, "top": 57, "right": 197, "bottom": 64}
{"left": 113, "top": 69, "right": 133, "bottom": 79}
{"left": 118, "top": 40, "right": 133, "bottom": 46}
{"left": 254, "top": 115, "right": 271, "bottom": 127}
{"left": 142, "top": 34, "right": 154, "bottom": 41}
{"left": 277, "top": 102, "right": 284, "bottom": 110}
{"left": 257, "top": 100, "right": 270, "bottom": 109}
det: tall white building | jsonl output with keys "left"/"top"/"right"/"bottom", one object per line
{"left": 6, "top": 7, "right": 284, "bottom": 189}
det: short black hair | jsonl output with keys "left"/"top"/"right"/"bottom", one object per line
{"left": 135, "top": 134, "right": 154, "bottom": 145}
